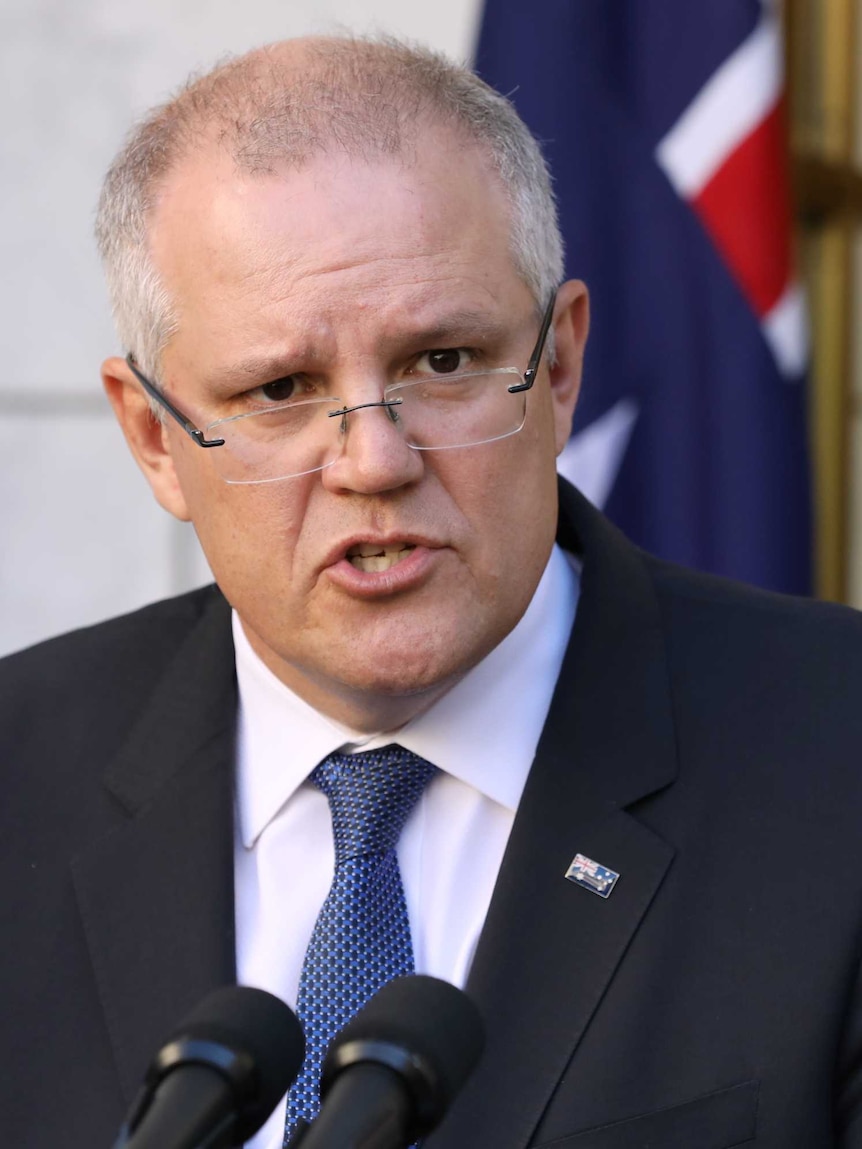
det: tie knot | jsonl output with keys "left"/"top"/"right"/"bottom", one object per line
{"left": 310, "top": 744, "right": 437, "bottom": 862}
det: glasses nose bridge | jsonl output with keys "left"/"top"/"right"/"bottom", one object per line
{"left": 329, "top": 396, "right": 404, "bottom": 435}
{"left": 320, "top": 388, "right": 424, "bottom": 494}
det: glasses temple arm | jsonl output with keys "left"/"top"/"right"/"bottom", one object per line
{"left": 508, "top": 290, "right": 558, "bottom": 394}
{"left": 125, "top": 355, "right": 225, "bottom": 448}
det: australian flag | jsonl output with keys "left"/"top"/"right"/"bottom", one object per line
{"left": 476, "top": 0, "right": 812, "bottom": 594}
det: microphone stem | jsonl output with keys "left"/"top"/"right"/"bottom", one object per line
{"left": 121, "top": 1065, "right": 237, "bottom": 1149}
{"left": 298, "top": 1064, "right": 411, "bottom": 1149}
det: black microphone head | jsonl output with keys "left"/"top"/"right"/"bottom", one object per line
{"left": 320, "top": 975, "right": 484, "bottom": 1138}
{"left": 155, "top": 985, "right": 305, "bottom": 1141}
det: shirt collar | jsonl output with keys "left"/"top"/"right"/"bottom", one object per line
{"left": 234, "top": 544, "right": 579, "bottom": 848}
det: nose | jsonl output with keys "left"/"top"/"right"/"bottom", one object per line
{"left": 320, "top": 397, "right": 424, "bottom": 495}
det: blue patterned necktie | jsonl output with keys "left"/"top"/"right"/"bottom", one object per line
{"left": 284, "top": 744, "right": 438, "bottom": 1143}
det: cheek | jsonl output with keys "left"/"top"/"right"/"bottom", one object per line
{"left": 172, "top": 460, "right": 310, "bottom": 591}
{"left": 493, "top": 419, "right": 560, "bottom": 566}
{"left": 449, "top": 429, "right": 559, "bottom": 580}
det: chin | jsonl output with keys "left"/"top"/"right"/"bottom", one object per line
{"left": 338, "top": 646, "right": 459, "bottom": 700}
{"left": 331, "top": 613, "right": 506, "bottom": 706}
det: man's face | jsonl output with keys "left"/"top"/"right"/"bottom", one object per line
{"left": 106, "top": 127, "right": 588, "bottom": 730}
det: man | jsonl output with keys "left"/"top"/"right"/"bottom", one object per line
{"left": 4, "top": 34, "right": 862, "bottom": 1149}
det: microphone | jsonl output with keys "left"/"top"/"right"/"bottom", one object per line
{"left": 293, "top": 975, "right": 484, "bottom": 1149}
{"left": 114, "top": 985, "right": 305, "bottom": 1149}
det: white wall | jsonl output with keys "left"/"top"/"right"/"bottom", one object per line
{"left": 0, "top": 0, "right": 483, "bottom": 657}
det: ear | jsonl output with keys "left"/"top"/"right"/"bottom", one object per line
{"left": 101, "top": 356, "right": 192, "bottom": 522}
{"left": 547, "top": 279, "right": 590, "bottom": 455}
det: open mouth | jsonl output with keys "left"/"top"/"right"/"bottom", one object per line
{"left": 345, "top": 542, "right": 417, "bottom": 573}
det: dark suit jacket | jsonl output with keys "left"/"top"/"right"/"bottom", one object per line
{"left": 5, "top": 482, "right": 862, "bottom": 1148}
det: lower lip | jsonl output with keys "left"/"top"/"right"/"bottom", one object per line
{"left": 324, "top": 545, "right": 439, "bottom": 598}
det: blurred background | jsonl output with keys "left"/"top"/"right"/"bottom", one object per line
{"left": 0, "top": 0, "right": 858, "bottom": 656}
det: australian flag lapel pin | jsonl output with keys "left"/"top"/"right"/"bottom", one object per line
{"left": 565, "top": 853, "right": 620, "bottom": 899}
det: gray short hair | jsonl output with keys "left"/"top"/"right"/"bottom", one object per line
{"left": 95, "top": 35, "right": 564, "bottom": 380}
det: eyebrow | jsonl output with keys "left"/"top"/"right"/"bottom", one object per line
{"left": 205, "top": 355, "right": 300, "bottom": 390}
{"left": 399, "top": 310, "right": 510, "bottom": 347}
{"left": 205, "top": 310, "right": 513, "bottom": 391}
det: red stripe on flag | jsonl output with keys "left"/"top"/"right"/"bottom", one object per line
{"left": 691, "top": 98, "right": 792, "bottom": 317}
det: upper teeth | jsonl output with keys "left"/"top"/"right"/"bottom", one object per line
{"left": 346, "top": 543, "right": 415, "bottom": 572}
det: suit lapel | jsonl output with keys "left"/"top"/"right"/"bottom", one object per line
{"left": 433, "top": 484, "right": 678, "bottom": 1149}
{"left": 72, "top": 591, "right": 239, "bottom": 1103}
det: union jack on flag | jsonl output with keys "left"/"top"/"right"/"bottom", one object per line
{"left": 565, "top": 853, "right": 621, "bottom": 899}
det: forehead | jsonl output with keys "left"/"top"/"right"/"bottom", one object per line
{"left": 149, "top": 128, "right": 533, "bottom": 366}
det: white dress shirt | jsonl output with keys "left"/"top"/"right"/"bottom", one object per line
{"left": 234, "top": 544, "right": 580, "bottom": 1149}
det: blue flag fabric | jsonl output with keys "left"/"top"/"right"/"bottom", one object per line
{"left": 475, "top": 0, "right": 812, "bottom": 594}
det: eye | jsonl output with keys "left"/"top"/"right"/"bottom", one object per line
{"left": 259, "top": 376, "right": 300, "bottom": 402}
{"left": 415, "top": 348, "right": 473, "bottom": 375}
{"left": 244, "top": 375, "right": 321, "bottom": 407}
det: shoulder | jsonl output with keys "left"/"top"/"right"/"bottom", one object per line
{"left": 561, "top": 476, "right": 862, "bottom": 675}
{"left": 0, "top": 583, "right": 226, "bottom": 689}
{"left": 642, "top": 556, "right": 862, "bottom": 761}
{"left": 647, "top": 554, "right": 862, "bottom": 662}
{"left": 0, "top": 584, "right": 230, "bottom": 761}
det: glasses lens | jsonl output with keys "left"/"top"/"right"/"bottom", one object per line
{"left": 387, "top": 370, "right": 526, "bottom": 450}
{"left": 207, "top": 398, "right": 344, "bottom": 483}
